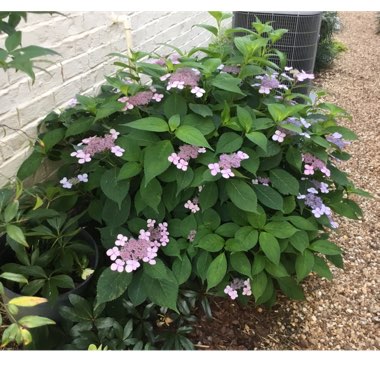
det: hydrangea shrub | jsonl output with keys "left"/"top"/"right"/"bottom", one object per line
{"left": 17, "top": 13, "right": 367, "bottom": 312}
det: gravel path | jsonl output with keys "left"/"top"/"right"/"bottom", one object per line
{"left": 254, "top": 11, "right": 380, "bottom": 350}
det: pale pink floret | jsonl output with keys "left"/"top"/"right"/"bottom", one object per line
{"left": 59, "top": 177, "right": 72, "bottom": 189}
{"left": 208, "top": 163, "right": 221, "bottom": 176}
{"left": 111, "top": 259, "right": 125, "bottom": 272}
{"left": 221, "top": 168, "right": 234, "bottom": 179}
{"left": 125, "top": 259, "right": 140, "bottom": 273}
{"left": 152, "top": 93, "right": 164, "bottom": 102}
{"left": 107, "top": 247, "right": 120, "bottom": 261}
{"left": 304, "top": 164, "right": 315, "bottom": 175}
{"left": 272, "top": 130, "right": 287, "bottom": 143}
{"left": 111, "top": 145, "right": 125, "bottom": 157}
{"left": 115, "top": 234, "right": 128, "bottom": 246}
{"left": 191, "top": 86, "right": 206, "bottom": 98}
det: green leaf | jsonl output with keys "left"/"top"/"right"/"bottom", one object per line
{"left": 265, "top": 260, "right": 289, "bottom": 278}
{"left": 290, "top": 230, "right": 310, "bottom": 253}
{"left": 313, "top": 256, "right": 333, "bottom": 280}
{"left": 259, "top": 232, "right": 280, "bottom": 264}
{"left": 100, "top": 168, "right": 130, "bottom": 208}
{"left": 9, "top": 296, "right": 47, "bottom": 307}
{"left": 143, "top": 259, "right": 168, "bottom": 279}
{"left": 65, "top": 118, "right": 94, "bottom": 137}
{"left": 127, "top": 270, "right": 147, "bottom": 306}
{"left": 234, "top": 226, "right": 258, "bottom": 250}
{"left": 17, "top": 151, "right": 43, "bottom": 180}
{"left": 310, "top": 240, "right": 342, "bottom": 255}
{"left": 175, "top": 125, "right": 212, "bottom": 149}
{"left": 142, "top": 271, "right": 179, "bottom": 311}
{"left": 215, "top": 223, "right": 240, "bottom": 238}
{"left": 225, "top": 179, "right": 257, "bottom": 213}
{"left": 117, "top": 135, "right": 142, "bottom": 161}
{"left": 277, "top": 277, "right": 305, "bottom": 300}
{"left": 162, "top": 239, "right": 181, "bottom": 258}
{"left": 140, "top": 178, "right": 162, "bottom": 212}
{"left": 264, "top": 221, "right": 298, "bottom": 238}
{"left": 206, "top": 252, "right": 227, "bottom": 290}
{"left": 216, "top": 132, "right": 243, "bottom": 153}
{"left": 199, "top": 182, "right": 218, "bottom": 211}
{"left": 195, "top": 23, "right": 218, "bottom": 36}
{"left": 118, "top": 162, "right": 142, "bottom": 180}
{"left": 286, "top": 146, "right": 302, "bottom": 171}
{"left": 189, "top": 104, "right": 213, "bottom": 118}
{"left": 246, "top": 132, "right": 267, "bottom": 151}
{"left": 3, "top": 200, "right": 19, "bottom": 223}
{"left": 287, "top": 216, "right": 318, "bottom": 231}
{"left": 176, "top": 167, "right": 194, "bottom": 195}
{"left": 252, "top": 272, "right": 267, "bottom": 300}
{"left": 18, "top": 316, "right": 55, "bottom": 328}
{"left": 96, "top": 268, "right": 132, "bottom": 306}
{"left": 41, "top": 128, "right": 65, "bottom": 151}
{"left": 252, "top": 254, "right": 266, "bottom": 276}
{"left": 236, "top": 106, "right": 253, "bottom": 132}
{"left": 253, "top": 184, "right": 283, "bottom": 211}
{"left": 95, "top": 100, "right": 124, "bottom": 121}
{"left": 267, "top": 104, "right": 287, "bottom": 122}
{"left": 5, "top": 31, "right": 21, "bottom": 51}
{"left": 211, "top": 73, "right": 244, "bottom": 95}
{"left": 230, "top": 252, "right": 251, "bottom": 277}
{"left": 197, "top": 234, "right": 224, "bottom": 253}
{"left": 172, "top": 255, "right": 192, "bottom": 285}
{"left": 269, "top": 168, "right": 299, "bottom": 195}
{"left": 51, "top": 274, "right": 75, "bottom": 289}
{"left": 163, "top": 93, "right": 188, "bottom": 119}
{"left": 0, "top": 272, "right": 28, "bottom": 284}
{"left": 102, "top": 196, "right": 130, "bottom": 227}
{"left": 143, "top": 140, "right": 174, "bottom": 186}
{"left": 6, "top": 224, "right": 28, "bottom": 247}
{"left": 295, "top": 250, "right": 315, "bottom": 282}
{"left": 123, "top": 117, "right": 169, "bottom": 132}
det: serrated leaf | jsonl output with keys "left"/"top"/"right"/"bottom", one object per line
{"left": 123, "top": 117, "right": 169, "bottom": 132}
{"left": 246, "top": 132, "right": 267, "bottom": 151}
{"left": 225, "top": 179, "right": 257, "bottom": 213}
{"left": 199, "top": 182, "right": 218, "bottom": 210}
{"left": 216, "top": 132, "right": 243, "bottom": 153}
{"left": 172, "top": 255, "right": 192, "bottom": 285}
{"left": 144, "top": 140, "right": 173, "bottom": 186}
{"left": 310, "top": 240, "right": 342, "bottom": 255}
{"left": 100, "top": 168, "right": 130, "bottom": 208}
{"left": 295, "top": 250, "right": 315, "bottom": 282}
{"left": 259, "top": 232, "right": 280, "bottom": 264}
{"left": 253, "top": 184, "right": 283, "bottom": 211}
{"left": 269, "top": 168, "right": 299, "bottom": 195}
{"left": 175, "top": 125, "right": 212, "bottom": 149}
{"left": 96, "top": 268, "right": 132, "bottom": 306}
{"left": 206, "top": 252, "right": 227, "bottom": 290}
{"left": 197, "top": 234, "right": 224, "bottom": 252}
{"left": 65, "top": 118, "right": 94, "bottom": 137}
{"left": 264, "top": 221, "right": 298, "bottom": 238}
{"left": 211, "top": 73, "right": 244, "bottom": 95}
{"left": 189, "top": 104, "right": 213, "bottom": 117}
{"left": 277, "top": 277, "right": 305, "bottom": 300}
{"left": 230, "top": 252, "right": 251, "bottom": 277}
{"left": 252, "top": 271, "right": 267, "bottom": 300}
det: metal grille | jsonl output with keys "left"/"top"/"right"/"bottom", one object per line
{"left": 233, "top": 12, "right": 322, "bottom": 73}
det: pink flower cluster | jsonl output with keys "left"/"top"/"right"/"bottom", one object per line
{"left": 118, "top": 88, "right": 163, "bottom": 111}
{"left": 218, "top": 64, "right": 241, "bottom": 75}
{"left": 59, "top": 173, "right": 88, "bottom": 189}
{"left": 71, "top": 129, "right": 124, "bottom": 164}
{"left": 252, "top": 176, "right": 271, "bottom": 186}
{"left": 184, "top": 197, "right": 200, "bottom": 214}
{"left": 160, "top": 68, "right": 206, "bottom": 98}
{"left": 208, "top": 151, "right": 249, "bottom": 179}
{"left": 253, "top": 73, "right": 288, "bottom": 94}
{"left": 107, "top": 219, "right": 169, "bottom": 273}
{"left": 224, "top": 278, "right": 252, "bottom": 300}
{"left": 302, "top": 153, "right": 331, "bottom": 177}
{"left": 284, "top": 66, "right": 315, "bottom": 82}
{"left": 168, "top": 145, "right": 206, "bottom": 171}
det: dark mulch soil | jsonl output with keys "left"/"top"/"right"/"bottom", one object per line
{"left": 189, "top": 295, "right": 304, "bottom": 350}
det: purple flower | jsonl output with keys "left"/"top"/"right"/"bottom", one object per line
{"left": 77, "top": 173, "right": 89, "bottom": 183}
{"left": 111, "top": 259, "right": 125, "bottom": 272}
{"left": 224, "top": 278, "right": 251, "bottom": 300}
{"left": 253, "top": 73, "right": 288, "bottom": 94}
{"left": 187, "top": 229, "right": 197, "bottom": 242}
{"left": 208, "top": 151, "right": 249, "bottom": 179}
{"left": 326, "top": 132, "right": 350, "bottom": 149}
{"left": 184, "top": 198, "right": 200, "bottom": 213}
{"left": 168, "top": 145, "right": 206, "bottom": 171}
{"left": 272, "top": 129, "right": 287, "bottom": 143}
{"left": 295, "top": 70, "right": 315, "bottom": 82}
{"left": 59, "top": 177, "right": 72, "bottom": 189}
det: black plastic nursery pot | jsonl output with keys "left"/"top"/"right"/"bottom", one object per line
{"left": 0, "top": 229, "right": 99, "bottom": 322}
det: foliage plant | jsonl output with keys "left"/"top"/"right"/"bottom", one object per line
{"left": 9, "top": 12, "right": 368, "bottom": 338}
{"left": 315, "top": 12, "right": 347, "bottom": 72}
{"left": 0, "top": 181, "right": 97, "bottom": 303}
{"left": 0, "top": 12, "right": 59, "bottom": 81}
{"left": 0, "top": 280, "right": 55, "bottom": 348}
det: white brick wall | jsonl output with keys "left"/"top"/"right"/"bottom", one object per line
{"left": 0, "top": 11, "right": 216, "bottom": 185}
